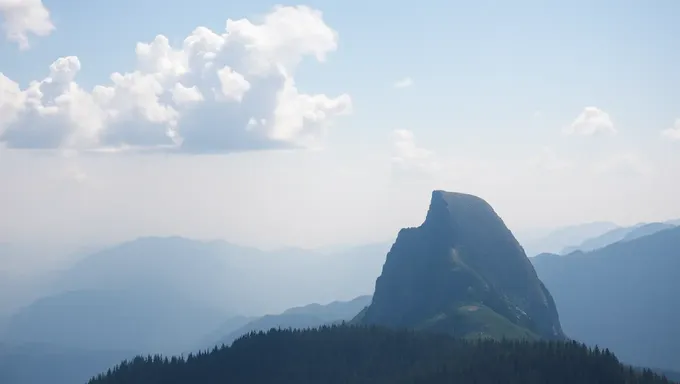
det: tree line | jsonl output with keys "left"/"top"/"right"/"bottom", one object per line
{"left": 89, "top": 324, "right": 675, "bottom": 384}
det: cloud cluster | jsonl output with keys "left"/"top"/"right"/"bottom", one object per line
{"left": 0, "top": 6, "right": 352, "bottom": 153}
{"left": 661, "top": 119, "right": 680, "bottom": 141}
{"left": 564, "top": 107, "right": 616, "bottom": 136}
{"left": 391, "top": 129, "right": 440, "bottom": 174}
{"left": 0, "top": 0, "right": 53, "bottom": 49}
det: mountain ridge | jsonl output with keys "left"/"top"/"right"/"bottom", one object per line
{"left": 357, "top": 190, "right": 564, "bottom": 340}
{"left": 532, "top": 225, "right": 680, "bottom": 371}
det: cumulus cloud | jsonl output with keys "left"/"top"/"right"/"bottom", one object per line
{"left": 391, "top": 129, "right": 440, "bottom": 174}
{"left": 0, "top": 5, "right": 352, "bottom": 153}
{"left": 563, "top": 107, "right": 616, "bottom": 136}
{"left": 393, "top": 77, "right": 413, "bottom": 89}
{"left": 0, "top": 0, "right": 54, "bottom": 49}
{"left": 661, "top": 119, "right": 680, "bottom": 141}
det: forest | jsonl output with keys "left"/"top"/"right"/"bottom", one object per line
{"left": 89, "top": 325, "right": 675, "bottom": 384}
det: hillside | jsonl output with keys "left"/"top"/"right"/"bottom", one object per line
{"left": 206, "top": 295, "right": 371, "bottom": 349}
{"left": 532, "top": 226, "right": 680, "bottom": 371}
{"left": 357, "top": 190, "right": 564, "bottom": 340}
{"left": 88, "top": 325, "right": 675, "bottom": 384}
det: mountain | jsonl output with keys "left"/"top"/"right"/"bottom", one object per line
{"left": 192, "top": 316, "right": 257, "bottom": 351}
{"left": 53, "top": 236, "right": 387, "bottom": 316}
{"left": 622, "top": 222, "right": 676, "bottom": 242}
{"left": 4, "top": 237, "right": 388, "bottom": 353}
{"left": 532, "top": 226, "right": 680, "bottom": 371}
{"left": 280, "top": 295, "right": 372, "bottom": 321}
{"left": 3, "top": 288, "right": 227, "bottom": 354}
{"left": 520, "top": 221, "right": 619, "bottom": 257}
{"left": 356, "top": 190, "right": 564, "bottom": 340}
{"left": 0, "top": 342, "right": 134, "bottom": 384}
{"left": 88, "top": 326, "right": 675, "bottom": 384}
{"left": 213, "top": 295, "right": 371, "bottom": 348}
{"left": 560, "top": 222, "right": 675, "bottom": 254}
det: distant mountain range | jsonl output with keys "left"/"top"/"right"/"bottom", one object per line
{"left": 521, "top": 219, "right": 678, "bottom": 257}
{"left": 82, "top": 190, "right": 680, "bottom": 384}
{"left": 0, "top": 237, "right": 387, "bottom": 384}
{"left": 561, "top": 222, "right": 677, "bottom": 254}
{"left": 3, "top": 196, "right": 680, "bottom": 383}
{"left": 208, "top": 295, "right": 372, "bottom": 350}
{"left": 532, "top": 225, "right": 680, "bottom": 371}
{"left": 2, "top": 237, "right": 389, "bottom": 355}
{"left": 0, "top": 343, "right": 134, "bottom": 384}
{"left": 519, "top": 221, "right": 619, "bottom": 257}
{"left": 0, "top": 293, "right": 374, "bottom": 384}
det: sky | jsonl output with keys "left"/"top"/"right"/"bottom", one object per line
{"left": 1, "top": 0, "right": 679, "bottom": 251}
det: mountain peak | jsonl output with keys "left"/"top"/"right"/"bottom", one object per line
{"left": 357, "top": 190, "right": 565, "bottom": 340}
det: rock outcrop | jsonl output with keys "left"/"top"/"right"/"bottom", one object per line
{"left": 357, "top": 190, "right": 564, "bottom": 340}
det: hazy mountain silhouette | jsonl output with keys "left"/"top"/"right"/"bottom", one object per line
{"left": 357, "top": 190, "right": 564, "bottom": 340}
{"left": 532, "top": 226, "right": 680, "bottom": 371}
{"left": 1, "top": 295, "right": 369, "bottom": 384}
{"left": 4, "top": 288, "right": 226, "bottom": 354}
{"left": 622, "top": 222, "right": 677, "bottom": 242}
{"left": 0, "top": 237, "right": 389, "bottom": 384}
{"left": 212, "top": 295, "right": 371, "bottom": 348}
{"left": 520, "top": 221, "right": 619, "bottom": 257}
{"left": 560, "top": 222, "right": 676, "bottom": 254}
{"left": 0, "top": 342, "right": 135, "bottom": 384}
{"left": 3, "top": 236, "right": 388, "bottom": 348}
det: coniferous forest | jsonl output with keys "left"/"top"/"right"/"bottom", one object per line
{"left": 88, "top": 325, "right": 675, "bottom": 384}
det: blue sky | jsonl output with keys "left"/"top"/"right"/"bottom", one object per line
{"left": 1, "top": 0, "right": 679, "bottom": 252}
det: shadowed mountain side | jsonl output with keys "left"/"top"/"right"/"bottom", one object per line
{"left": 532, "top": 226, "right": 680, "bottom": 371}
{"left": 357, "top": 190, "right": 564, "bottom": 340}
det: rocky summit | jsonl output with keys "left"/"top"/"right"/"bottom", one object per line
{"left": 355, "top": 190, "right": 565, "bottom": 340}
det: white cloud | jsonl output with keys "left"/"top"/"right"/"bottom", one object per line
{"left": 393, "top": 77, "right": 413, "bottom": 89}
{"left": 661, "top": 119, "right": 680, "bottom": 141}
{"left": 564, "top": 107, "right": 616, "bottom": 136}
{"left": 0, "top": 5, "right": 352, "bottom": 153}
{"left": 0, "top": 0, "right": 54, "bottom": 49}
{"left": 215, "top": 66, "right": 250, "bottom": 102}
{"left": 171, "top": 83, "right": 204, "bottom": 105}
{"left": 391, "top": 129, "right": 439, "bottom": 174}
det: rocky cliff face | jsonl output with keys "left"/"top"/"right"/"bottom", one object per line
{"left": 358, "top": 190, "right": 564, "bottom": 340}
